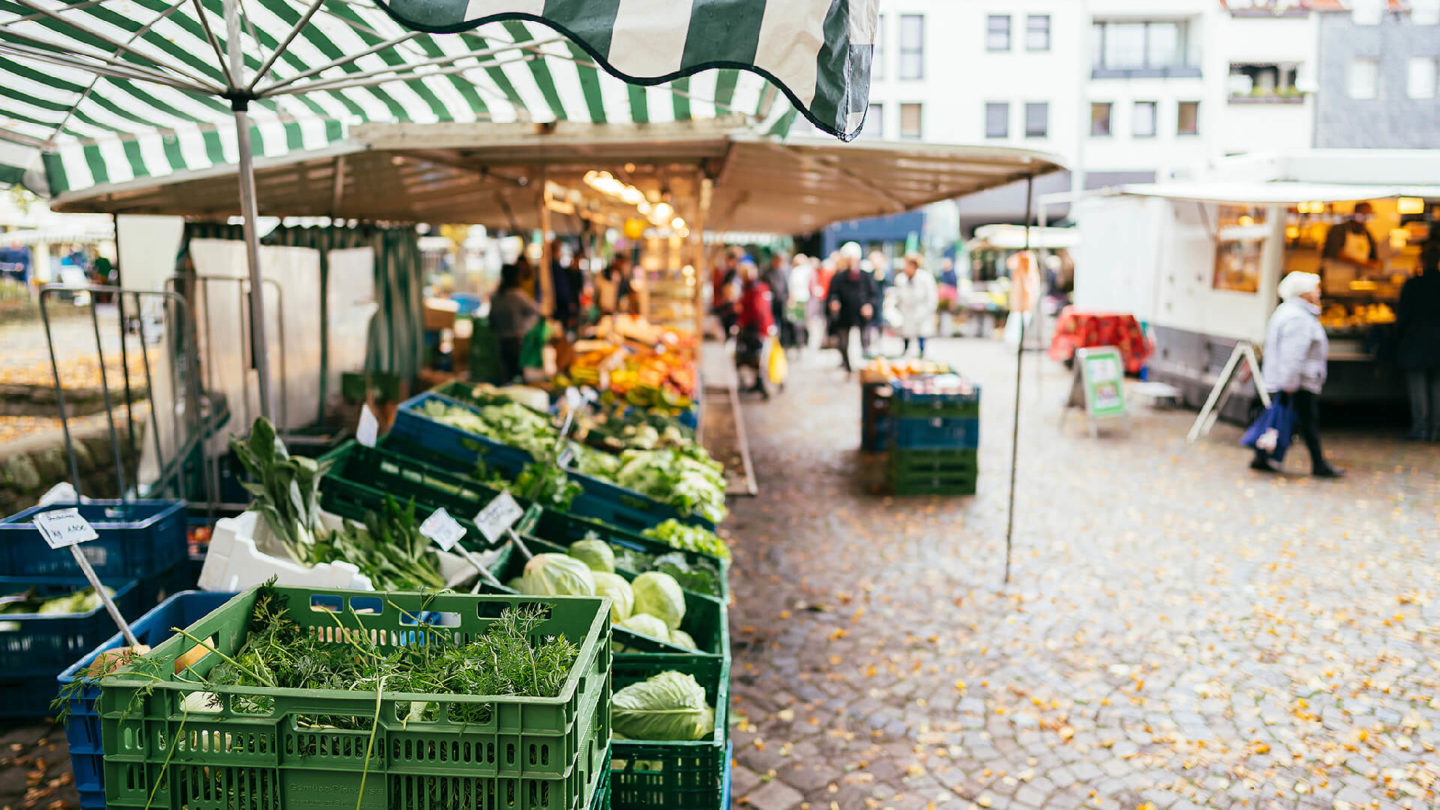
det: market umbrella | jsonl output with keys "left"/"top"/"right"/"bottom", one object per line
{"left": 0, "top": 0, "right": 878, "bottom": 418}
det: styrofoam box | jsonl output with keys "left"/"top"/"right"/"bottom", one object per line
{"left": 199, "top": 510, "right": 489, "bottom": 593}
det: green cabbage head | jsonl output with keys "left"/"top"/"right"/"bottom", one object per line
{"left": 612, "top": 671, "right": 715, "bottom": 741}
{"left": 631, "top": 571, "right": 686, "bottom": 630}
{"left": 568, "top": 538, "right": 615, "bottom": 573}
{"left": 521, "top": 553, "right": 595, "bottom": 596}
{"left": 617, "top": 613, "right": 670, "bottom": 642}
{"left": 592, "top": 571, "right": 634, "bottom": 623}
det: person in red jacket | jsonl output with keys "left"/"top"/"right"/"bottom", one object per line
{"left": 735, "top": 260, "right": 775, "bottom": 398}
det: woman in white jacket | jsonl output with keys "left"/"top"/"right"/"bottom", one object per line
{"left": 891, "top": 253, "right": 938, "bottom": 357}
{"left": 1252, "top": 271, "right": 1343, "bottom": 477}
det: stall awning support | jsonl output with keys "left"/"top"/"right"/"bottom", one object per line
{"left": 1004, "top": 173, "right": 1035, "bottom": 587}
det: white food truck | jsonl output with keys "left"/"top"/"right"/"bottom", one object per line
{"left": 1070, "top": 151, "right": 1440, "bottom": 423}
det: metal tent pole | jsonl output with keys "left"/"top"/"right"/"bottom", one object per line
{"left": 226, "top": 0, "right": 273, "bottom": 421}
{"left": 1003, "top": 174, "right": 1035, "bottom": 587}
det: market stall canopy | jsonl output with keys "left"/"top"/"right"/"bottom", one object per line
{"left": 49, "top": 120, "right": 1065, "bottom": 235}
{"left": 0, "top": 6, "right": 803, "bottom": 196}
{"left": 1118, "top": 181, "right": 1412, "bottom": 205}
{"left": 971, "top": 224, "right": 1078, "bottom": 251}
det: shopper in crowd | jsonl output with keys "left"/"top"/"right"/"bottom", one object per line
{"left": 595, "top": 252, "right": 632, "bottom": 317}
{"left": 789, "top": 254, "right": 818, "bottom": 349}
{"left": 489, "top": 263, "right": 541, "bottom": 383}
{"left": 1251, "top": 271, "right": 1343, "bottom": 477}
{"left": 938, "top": 257, "right": 959, "bottom": 289}
{"left": 735, "top": 260, "right": 775, "bottom": 398}
{"left": 565, "top": 251, "right": 586, "bottom": 327}
{"left": 866, "top": 249, "right": 890, "bottom": 350}
{"left": 547, "top": 239, "right": 572, "bottom": 328}
{"left": 892, "top": 252, "right": 939, "bottom": 357}
{"left": 1397, "top": 244, "right": 1440, "bottom": 441}
{"left": 763, "top": 250, "right": 792, "bottom": 348}
{"left": 711, "top": 247, "right": 743, "bottom": 336}
{"left": 827, "top": 242, "right": 879, "bottom": 374}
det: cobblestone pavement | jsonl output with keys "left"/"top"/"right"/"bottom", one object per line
{"left": 722, "top": 337, "right": 1439, "bottom": 810}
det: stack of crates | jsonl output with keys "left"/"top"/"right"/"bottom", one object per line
{"left": 859, "top": 370, "right": 893, "bottom": 452}
{"left": 888, "top": 378, "right": 981, "bottom": 496}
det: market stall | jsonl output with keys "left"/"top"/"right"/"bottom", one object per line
{"left": 1072, "top": 151, "right": 1440, "bottom": 422}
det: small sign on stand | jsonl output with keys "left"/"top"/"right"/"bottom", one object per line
{"left": 33, "top": 508, "right": 141, "bottom": 648}
{"left": 1062, "top": 346, "right": 1129, "bottom": 437}
{"left": 419, "top": 507, "right": 504, "bottom": 589}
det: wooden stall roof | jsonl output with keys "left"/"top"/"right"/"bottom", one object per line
{"left": 52, "top": 119, "right": 1065, "bottom": 235}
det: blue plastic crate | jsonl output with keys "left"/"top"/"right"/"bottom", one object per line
{"left": 893, "top": 416, "right": 980, "bottom": 450}
{"left": 56, "top": 590, "right": 234, "bottom": 810}
{"left": 0, "top": 501, "right": 187, "bottom": 585}
{"left": 389, "top": 391, "right": 536, "bottom": 474}
{"left": 0, "top": 576, "right": 140, "bottom": 717}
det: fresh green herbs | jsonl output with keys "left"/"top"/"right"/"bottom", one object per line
{"left": 192, "top": 586, "right": 579, "bottom": 726}
{"left": 314, "top": 497, "right": 447, "bottom": 591}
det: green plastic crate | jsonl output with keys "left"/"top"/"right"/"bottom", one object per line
{"left": 890, "top": 398, "right": 980, "bottom": 420}
{"left": 98, "top": 587, "right": 612, "bottom": 810}
{"left": 319, "top": 440, "right": 524, "bottom": 551}
{"left": 486, "top": 540, "right": 728, "bottom": 660}
{"left": 888, "top": 448, "right": 978, "bottom": 476}
{"left": 519, "top": 507, "right": 729, "bottom": 601}
{"left": 889, "top": 449, "right": 978, "bottom": 496}
{"left": 610, "top": 655, "right": 729, "bottom": 810}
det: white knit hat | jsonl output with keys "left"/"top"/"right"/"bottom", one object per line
{"left": 840, "top": 242, "right": 863, "bottom": 261}
{"left": 1278, "top": 271, "right": 1321, "bottom": 301}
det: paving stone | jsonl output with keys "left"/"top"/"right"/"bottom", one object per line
{"left": 743, "top": 779, "right": 805, "bottom": 810}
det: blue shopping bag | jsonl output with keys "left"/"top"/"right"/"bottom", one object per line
{"left": 1242, "top": 395, "right": 1298, "bottom": 461}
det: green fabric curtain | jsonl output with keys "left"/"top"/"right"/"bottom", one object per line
{"left": 174, "top": 221, "right": 423, "bottom": 424}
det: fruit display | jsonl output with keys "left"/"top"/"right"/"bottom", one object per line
{"left": 1320, "top": 302, "right": 1396, "bottom": 330}
{"left": 863, "top": 357, "right": 954, "bottom": 380}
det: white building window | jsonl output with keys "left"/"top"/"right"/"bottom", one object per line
{"left": 985, "top": 102, "right": 1009, "bottom": 138}
{"left": 1132, "top": 101, "right": 1157, "bottom": 137}
{"left": 862, "top": 103, "right": 884, "bottom": 139}
{"left": 1177, "top": 101, "right": 1199, "bottom": 135}
{"left": 1090, "top": 102, "right": 1112, "bottom": 136}
{"left": 1026, "top": 15, "right": 1050, "bottom": 52}
{"left": 899, "top": 15, "right": 924, "bottom": 79}
{"left": 986, "top": 15, "right": 1011, "bottom": 52}
{"left": 1349, "top": 58, "right": 1379, "bottom": 99}
{"left": 873, "top": 15, "right": 884, "bottom": 80}
{"left": 900, "top": 103, "right": 923, "bottom": 140}
{"left": 1092, "top": 21, "right": 1191, "bottom": 72}
{"left": 1408, "top": 57, "right": 1438, "bottom": 99}
{"left": 1024, "top": 102, "right": 1048, "bottom": 138}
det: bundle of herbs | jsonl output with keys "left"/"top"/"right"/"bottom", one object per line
{"left": 230, "top": 419, "right": 450, "bottom": 591}
{"left": 166, "top": 586, "right": 579, "bottom": 727}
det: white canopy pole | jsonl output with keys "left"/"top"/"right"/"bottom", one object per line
{"left": 226, "top": 0, "right": 274, "bottom": 421}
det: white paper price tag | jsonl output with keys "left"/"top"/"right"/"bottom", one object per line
{"left": 474, "top": 492, "right": 524, "bottom": 543}
{"left": 565, "top": 386, "right": 582, "bottom": 410}
{"left": 418, "top": 508, "right": 466, "bottom": 552}
{"left": 580, "top": 387, "right": 599, "bottom": 404}
{"left": 557, "top": 446, "right": 575, "bottom": 469}
{"left": 356, "top": 404, "right": 379, "bottom": 447}
{"left": 33, "top": 508, "right": 99, "bottom": 549}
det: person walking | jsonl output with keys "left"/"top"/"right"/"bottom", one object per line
{"left": 827, "top": 242, "right": 879, "bottom": 373}
{"left": 1397, "top": 244, "right": 1440, "bottom": 441}
{"left": 763, "top": 250, "right": 792, "bottom": 348}
{"left": 789, "top": 253, "right": 814, "bottom": 348}
{"left": 1251, "top": 271, "right": 1343, "bottom": 477}
{"left": 892, "top": 252, "right": 938, "bottom": 357}
{"left": 489, "top": 263, "right": 541, "bottom": 383}
{"left": 735, "top": 260, "right": 776, "bottom": 398}
{"left": 595, "top": 252, "right": 632, "bottom": 317}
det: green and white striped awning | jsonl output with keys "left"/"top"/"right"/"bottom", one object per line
{"left": 0, "top": 0, "right": 822, "bottom": 196}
